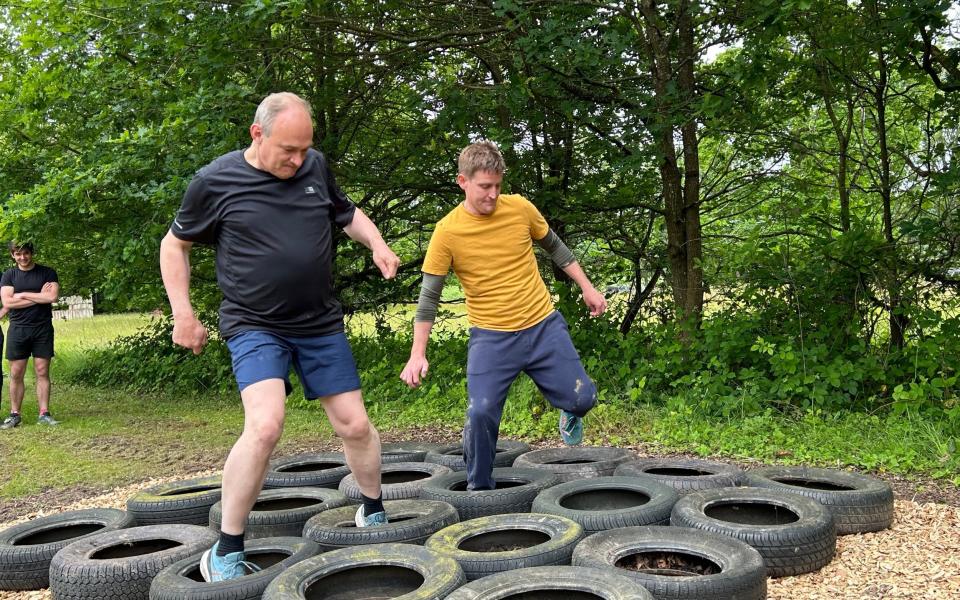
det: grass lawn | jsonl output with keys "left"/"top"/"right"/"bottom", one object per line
{"left": 0, "top": 312, "right": 957, "bottom": 508}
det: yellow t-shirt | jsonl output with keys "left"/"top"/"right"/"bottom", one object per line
{"left": 422, "top": 194, "right": 555, "bottom": 331}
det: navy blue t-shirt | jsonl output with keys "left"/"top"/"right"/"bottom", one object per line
{"left": 0, "top": 264, "right": 59, "bottom": 326}
{"left": 171, "top": 149, "right": 357, "bottom": 338}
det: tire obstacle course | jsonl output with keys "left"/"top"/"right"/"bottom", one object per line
{"left": 0, "top": 442, "right": 895, "bottom": 599}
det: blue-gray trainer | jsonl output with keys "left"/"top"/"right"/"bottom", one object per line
{"left": 559, "top": 410, "right": 583, "bottom": 446}
{"left": 355, "top": 505, "right": 388, "bottom": 527}
{"left": 200, "top": 542, "right": 261, "bottom": 582}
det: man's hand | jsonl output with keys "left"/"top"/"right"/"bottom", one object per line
{"left": 582, "top": 286, "right": 608, "bottom": 317}
{"left": 400, "top": 355, "right": 429, "bottom": 388}
{"left": 42, "top": 282, "right": 56, "bottom": 293}
{"left": 372, "top": 244, "right": 400, "bottom": 279}
{"left": 172, "top": 314, "right": 208, "bottom": 355}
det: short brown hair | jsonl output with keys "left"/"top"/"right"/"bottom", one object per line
{"left": 458, "top": 140, "right": 505, "bottom": 178}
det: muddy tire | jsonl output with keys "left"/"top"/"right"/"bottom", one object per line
{"left": 126, "top": 476, "right": 222, "bottom": 526}
{"left": 419, "top": 468, "right": 559, "bottom": 520}
{"left": 338, "top": 461, "right": 453, "bottom": 501}
{"left": 512, "top": 447, "right": 635, "bottom": 482}
{"left": 149, "top": 536, "right": 320, "bottom": 600}
{"left": 531, "top": 476, "right": 679, "bottom": 534}
{"left": 572, "top": 525, "right": 767, "bottom": 600}
{"left": 209, "top": 487, "right": 350, "bottom": 539}
{"left": 302, "top": 499, "right": 459, "bottom": 550}
{"left": 444, "top": 565, "right": 655, "bottom": 600}
{"left": 671, "top": 486, "right": 836, "bottom": 577}
{"left": 381, "top": 441, "right": 443, "bottom": 463}
{"left": 425, "top": 513, "right": 585, "bottom": 580}
{"left": 48, "top": 524, "right": 218, "bottom": 600}
{"left": 614, "top": 458, "right": 745, "bottom": 495}
{"left": 0, "top": 508, "right": 134, "bottom": 591}
{"left": 744, "top": 466, "right": 894, "bottom": 534}
{"left": 425, "top": 440, "right": 531, "bottom": 472}
{"left": 262, "top": 542, "right": 466, "bottom": 600}
{"left": 262, "top": 452, "right": 351, "bottom": 489}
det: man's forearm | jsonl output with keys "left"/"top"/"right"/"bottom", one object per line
{"left": 2, "top": 297, "right": 36, "bottom": 308}
{"left": 159, "top": 232, "right": 196, "bottom": 318}
{"left": 409, "top": 321, "right": 434, "bottom": 358}
{"left": 344, "top": 208, "right": 389, "bottom": 252}
{"left": 561, "top": 261, "right": 598, "bottom": 292}
{"left": 17, "top": 292, "right": 55, "bottom": 304}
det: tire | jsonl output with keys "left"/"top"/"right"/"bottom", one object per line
{"left": 126, "top": 476, "right": 222, "bottom": 525}
{"left": 149, "top": 536, "right": 320, "bottom": 600}
{"left": 209, "top": 487, "right": 350, "bottom": 539}
{"left": 512, "top": 447, "right": 635, "bottom": 482}
{"left": 614, "top": 458, "right": 746, "bottom": 495}
{"left": 338, "top": 461, "right": 453, "bottom": 501}
{"left": 572, "top": 525, "right": 767, "bottom": 600}
{"left": 302, "top": 499, "right": 459, "bottom": 551}
{"left": 0, "top": 508, "right": 134, "bottom": 591}
{"left": 381, "top": 441, "right": 443, "bottom": 463}
{"left": 48, "top": 524, "right": 218, "bottom": 600}
{"left": 262, "top": 542, "right": 466, "bottom": 600}
{"left": 744, "top": 466, "right": 894, "bottom": 534}
{"left": 531, "top": 476, "right": 679, "bottom": 534}
{"left": 419, "top": 467, "right": 560, "bottom": 521}
{"left": 425, "top": 513, "right": 585, "bottom": 580}
{"left": 671, "top": 486, "right": 836, "bottom": 577}
{"left": 425, "top": 440, "right": 531, "bottom": 471}
{"left": 444, "top": 565, "right": 655, "bottom": 600}
{"left": 262, "top": 452, "right": 350, "bottom": 489}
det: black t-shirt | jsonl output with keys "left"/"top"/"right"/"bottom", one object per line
{"left": 0, "top": 264, "right": 59, "bottom": 326}
{"left": 171, "top": 149, "right": 357, "bottom": 339}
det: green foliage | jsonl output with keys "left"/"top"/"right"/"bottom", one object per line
{"left": 67, "top": 312, "right": 235, "bottom": 395}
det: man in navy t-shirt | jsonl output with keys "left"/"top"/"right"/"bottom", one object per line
{"left": 160, "top": 92, "right": 400, "bottom": 582}
{"left": 0, "top": 242, "right": 59, "bottom": 430}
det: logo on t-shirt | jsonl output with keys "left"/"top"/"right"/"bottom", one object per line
{"left": 304, "top": 186, "right": 316, "bottom": 195}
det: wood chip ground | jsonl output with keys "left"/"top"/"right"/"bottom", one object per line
{"left": 1, "top": 471, "right": 957, "bottom": 600}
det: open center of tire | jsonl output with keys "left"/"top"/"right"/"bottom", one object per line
{"left": 645, "top": 467, "right": 712, "bottom": 477}
{"left": 459, "top": 529, "right": 551, "bottom": 552}
{"left": 543, "top": 459, "right": 597, "bottom": 465}
{"left": 280, "top": 462, "right": 344, "bottom": 473}
{"left": 616, "top": 551, "right": 721, "bottom": 576}
{"left": 382, "top": 471, "right": 431, "bottom": 484}
{"left": 91, "top": 539, "right": 182, "bottom": 559}
{"left": 501, "top": 592, "right": 607, "bottom": 600}
{"left": 253, "top": 498, "right": 325, "bottom": 511}
{"left": 705, "top": 501, "right": 800, "bottom": 525}
{"left": 160, "top": 485, "right": 220, "bottom": 496}
{"left": 773, "top": 477, "right": 856, "bottom": 492}
{"left": 16, "top": 523, "right": 105, "bottom": 545}
{"left": 560, "top": 489, "right": 651, "bottom": 510}
{"left": 303, "top": 565, "right": 424, "bottom": 600}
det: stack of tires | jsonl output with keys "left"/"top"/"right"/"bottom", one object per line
{"left": 0, "top": 441, "right": 894, "bottom": 600}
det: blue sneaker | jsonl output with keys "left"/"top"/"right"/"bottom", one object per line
{"left": 355, "top": 505, "right": 388, "bottom": 527}
{"left": 559, "top": 410, "right": 583, "bottom": 446}
{"left": 199, "top": 542, "right": 260, "bottom": 582}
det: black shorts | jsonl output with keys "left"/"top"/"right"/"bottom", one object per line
{"left": 6, "top": 323, "right": 55, "bottom": 360}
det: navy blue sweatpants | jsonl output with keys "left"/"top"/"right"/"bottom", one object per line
{"left": 464, "top": 311, "right": 597, "bottom": 490}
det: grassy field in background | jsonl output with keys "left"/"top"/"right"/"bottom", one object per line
{"left": 0, "top": 311, "right": 957, "bottom": 504}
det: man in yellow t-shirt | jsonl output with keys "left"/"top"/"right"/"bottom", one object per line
{"left": 400, "top": 140, "right": 607, "bottom": 490}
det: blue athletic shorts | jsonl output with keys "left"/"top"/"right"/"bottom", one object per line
{"left": 226, "top": 330, "right": 361, "bottom": 400}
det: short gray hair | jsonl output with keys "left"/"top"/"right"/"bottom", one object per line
{"left": 458, "top": 140, "right": 505, "bottom": 178}
{"left": 253, "top": 92, "right": 313, "bottom": 136}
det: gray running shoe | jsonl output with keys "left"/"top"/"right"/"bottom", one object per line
{"left": 37, "top": 414, "right": 59, "bottom": 426}
{"left": 1, "top": 413, "right": 21, "bottom": 429}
